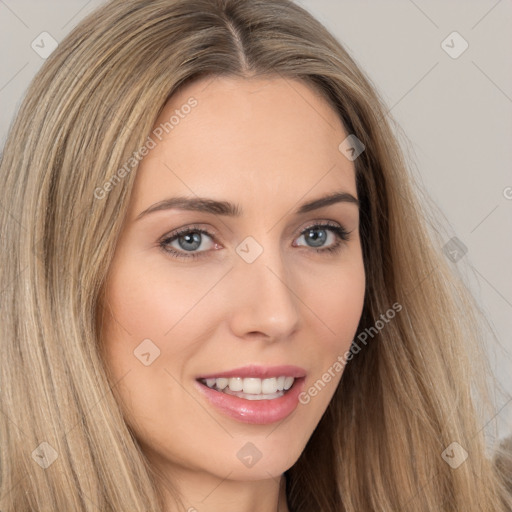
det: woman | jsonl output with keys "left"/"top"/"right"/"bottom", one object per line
{"left": 0, "top": 0, "right": 510, "bottom": 510}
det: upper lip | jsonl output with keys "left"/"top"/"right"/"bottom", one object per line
{"left": 197, "top": 364, "right": 307, "bottom": 380}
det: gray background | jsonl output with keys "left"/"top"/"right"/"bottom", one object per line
{"left": 1, "top": 0, "right": 511, "bottom": 442}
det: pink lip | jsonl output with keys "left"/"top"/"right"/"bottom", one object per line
{"left": 196, "top": 364, "right": 306, "bottom": 380}
{"left": 195, "top": 376, "right": 306, "bottom": 424}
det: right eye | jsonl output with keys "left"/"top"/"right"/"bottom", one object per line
{"left": 159, "top": 226, "right": 220, "bottom": 260}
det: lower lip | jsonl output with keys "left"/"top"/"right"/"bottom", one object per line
{"left": 195, "top": 378, "right": 306, "bottom": 424}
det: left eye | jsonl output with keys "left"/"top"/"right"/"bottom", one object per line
{"left": 159, "top": 223, "right": 350, "bottom": 259}
{"left": 294, "top": 225, "right": 340, "bottom": 248}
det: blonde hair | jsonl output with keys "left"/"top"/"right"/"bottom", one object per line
{"left": 0, "top": 0, "right": 510, "bottom": 510}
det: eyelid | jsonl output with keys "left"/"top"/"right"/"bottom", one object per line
{"left": 297, "top": 219, "right": 346, "bottom": 235}
{"left": 159, "top": 223, "right": 218, "bottom": 244}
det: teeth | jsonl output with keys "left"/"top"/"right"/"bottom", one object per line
{"left": 243, "top": 378, "right": 261, "bottom": 394}
{"left": 228, "top": 377, "right": 243, "bottom": 392}
{"left": 216, "top": 377, "right": 229, "bottom": 390}
{"left": 202, "top": 376, "right": 296, "bottom": 395}
{"left": 261, "top": 377, "right": 277, "bottom": 394}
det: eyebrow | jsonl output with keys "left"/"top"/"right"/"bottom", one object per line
{"left": 135, "top": 191, "right": 359, "bottom": 221}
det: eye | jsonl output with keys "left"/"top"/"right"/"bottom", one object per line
{"left": 159, "top": 225, "right": 218, "bottom": 260}
{"left": 293, "top": 222, "right": 350, "bottom": 254}
{"left": 159, "top": 221, "right": 351, "bottom": 260}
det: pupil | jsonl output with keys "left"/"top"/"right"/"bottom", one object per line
{"left": 307, "top": 228, "right": 326, "bottom": 247}
{"left": 179, "top": 232, "right": 201, "bottom": 251}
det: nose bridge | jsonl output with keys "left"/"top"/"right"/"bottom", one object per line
{"left": 228, "top": 236, "right": 301, "bottom": 339}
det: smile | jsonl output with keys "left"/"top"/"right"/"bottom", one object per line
{"left": 198, "top": 376, "right": 295, "bottom": 400}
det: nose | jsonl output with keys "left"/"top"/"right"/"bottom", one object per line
{"left": 227, "top": 247, "right": 301, "bottom": 342}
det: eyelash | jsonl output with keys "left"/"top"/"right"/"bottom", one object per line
{"left": 159, "top": 222, "right": 351, "bottom": 260}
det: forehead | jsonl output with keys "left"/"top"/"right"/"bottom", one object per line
{"left": 128, "top": 76, "right": 356, "bottom": 218}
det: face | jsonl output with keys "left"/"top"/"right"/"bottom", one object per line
{"left": 99, "top": 76, "right": 365, "bottom": 484}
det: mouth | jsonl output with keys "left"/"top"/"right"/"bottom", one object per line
{"left": 194, "top": 365, "right": 307, "bottom": 424}
{"left": 197, "top": 375, "right": 296, "bottom": 401}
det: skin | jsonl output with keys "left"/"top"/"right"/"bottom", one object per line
{"left": 99, "top": 75, "right": 365, "bottom": 512}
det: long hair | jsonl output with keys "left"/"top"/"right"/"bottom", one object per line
{"left": 0, "top": 0, "right": 510, "bottom": 510}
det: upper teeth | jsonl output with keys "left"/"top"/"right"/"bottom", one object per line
{"left": 204, "top": 376, "right": 295, "bottom": 394}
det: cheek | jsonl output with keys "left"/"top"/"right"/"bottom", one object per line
{"left": 103, "top": 255, "right": 225, "bottom": 342}
{"left": 99, "top": 262, "right": 215, "bottom": 453}
{"left": 301, "top": 253, "right": 365, "bottom": 346}
{"left": 322, "top": 270, "right": 364, "bottom": 335}
{"left": 295, "top": 254, "right": 365, "bottom": 401}
{"left": 99, "top": 256, "right": 231, "bottom": 418}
